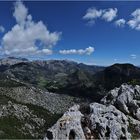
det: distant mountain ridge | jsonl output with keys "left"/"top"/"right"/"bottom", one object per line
{"left": 93, "top": 63, "right": 140, "bottom": 91}
{"left": 0, "top": 57, "right": 140, "bottom": 101}
{"left": 0, "top": 57, "right": 28, "bottom": 65}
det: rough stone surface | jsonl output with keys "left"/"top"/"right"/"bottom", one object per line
{"left": 44, "top": 103, "right": 132, "bottom": 140}
{"left": 45, "top": 84, "right": 140, "bottom": 140}
{"left": 101, "top": 84, "right": 140, "bottom": 120}
{"left": 89, "top": 103, "right": 131, "bottom": 139}
{"left": 45, "top": 105, "right": 85, "bottom": 140}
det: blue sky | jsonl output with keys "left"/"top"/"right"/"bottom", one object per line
{"left": 0, "top": 1, "right": 140, "bottom": 66}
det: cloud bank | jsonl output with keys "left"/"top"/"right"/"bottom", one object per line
{"left": 1, "top": 1, "right": 61, "bottom": 57}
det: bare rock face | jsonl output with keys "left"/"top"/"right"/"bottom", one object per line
{"left": 44, "top": 103, "right": 131, "bottom": 140}
{"left": 100, "top": 84, "right": 140, "bottom": 137}
{"left": 101, "top": 84, "right": 140, "bottom": 120}
{"left": 45, "top": 105, "right": 85, "bottom": 140}
{"left": 44, "top": 84, "right": 140, "bottom": 140}
{"left": 89, "top": 103, "right": 131, "bottom": 139}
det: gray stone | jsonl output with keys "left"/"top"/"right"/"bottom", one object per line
{"left": 89, "top": 103, "right": 131, "bottom": 139}
{"left": 45, "top": 105, "right": 85, "bottom": 140}
{"left": 101, "top": 84, "right": 140, "bottom": 120}
{"left": 44, "top": 84, "right": 140, "bottom": 140}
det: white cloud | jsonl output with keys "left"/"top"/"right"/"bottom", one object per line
{"left": 13, "top": 1, "right": 28, "bottom": 25}
{"left": 127, "top": 9, "right": 140, "bottom": 30}
{"left": 83, "top": 8, "right": 102, "bottom": 20}
{"left": 130, "top": 54, "right": 137, "bottom": 59}
{"left": 83, "top": 7, "right": 117, "bottom": 24}
{"left": 115, "top": 19, "right": 126, "bottom": 27}
{"left": 102, "top": 8, "right": 118, "bottom": 22}
{"left": 83, "top": 7, "right": 140, "bottom": 30}
{"left": 59, "top": 46, "right": 94, "bottom": 55}
{"left": 0, "top": 26, "right": 5, "bottom": 33}
{"left": 1, "top": 1, "right": 61, "bottom": 57}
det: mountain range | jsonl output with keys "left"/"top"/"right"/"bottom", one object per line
{"left": 1, "top": 57, "right": 140, "bottom": 100}
{"left": 0, "top": 57, "right": 140, "bottom": 138}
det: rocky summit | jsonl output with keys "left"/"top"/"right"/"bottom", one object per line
{"left": 44, "top": 84, "right": 140, "bottom": 140}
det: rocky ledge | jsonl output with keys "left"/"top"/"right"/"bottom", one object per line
{"left": 44, "top": 84, "right": 140, "bottom": 140}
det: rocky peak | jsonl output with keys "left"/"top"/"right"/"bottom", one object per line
{"left": 44, "top": 102, "right": 132, "bottom": 140}
{"left": 44, "top": 84, "right": 140, "bottom": 140}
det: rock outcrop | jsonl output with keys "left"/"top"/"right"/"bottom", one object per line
{"left": 45, "top": 105, "right": 85, "bottom": 140}
{"left": 101, "top": 84, "right": 140, "bottom": 120}
{"left": 44, "top": 103, "right": 132, "bottom": 139}
{"left": 89, "top": 103, "right": 131, "bottom": 139}
{"left": 44, "top": 84, "right": 140, "bottom": 140}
